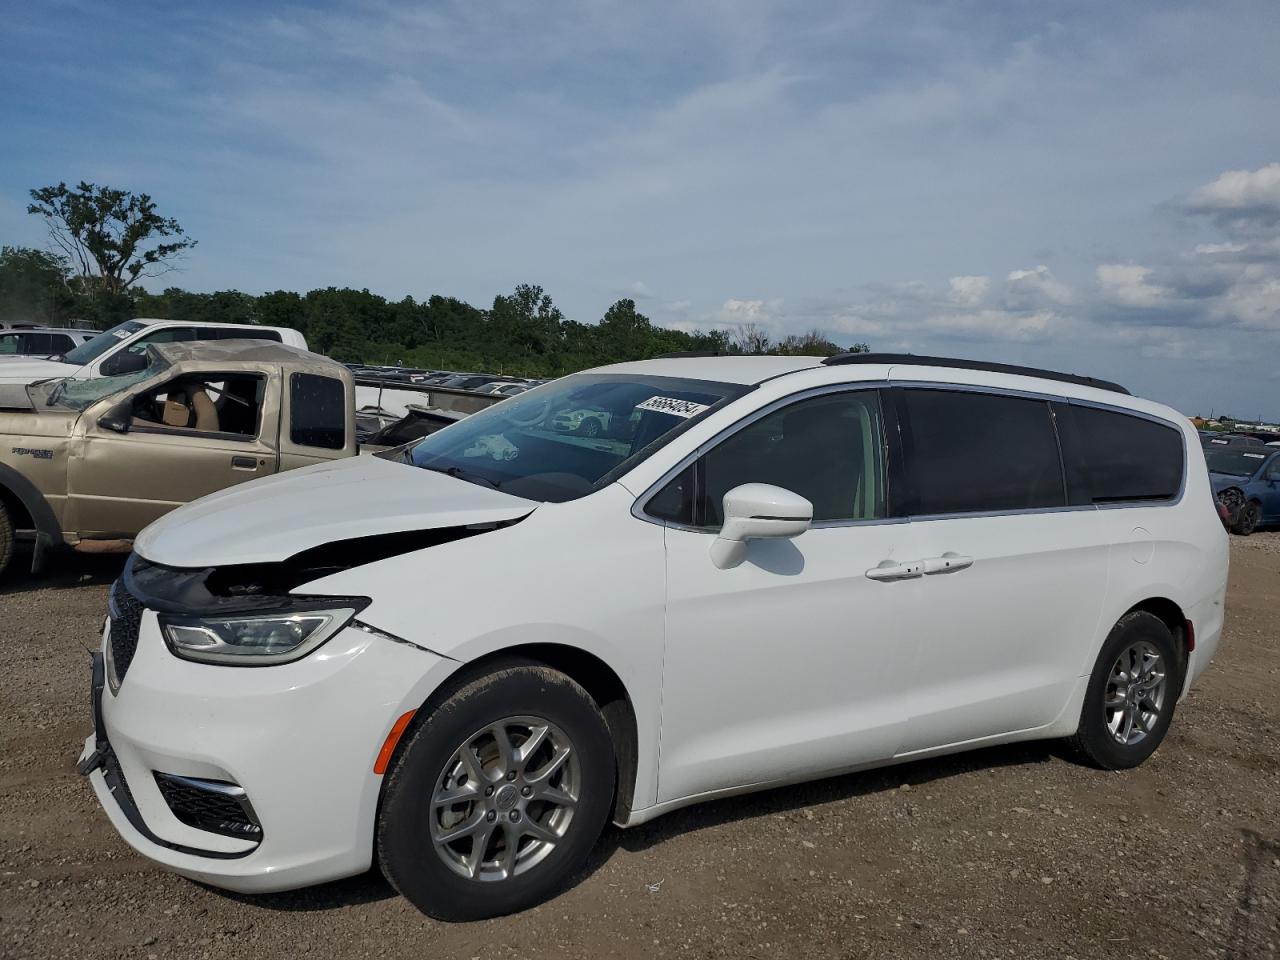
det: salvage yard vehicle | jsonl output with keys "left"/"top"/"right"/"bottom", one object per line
{"left": 81, "top": 353, "right": 1228, "bottom": 921}
{"left": 0, "top": 327, "right": 95, "bottom": 357}
{"left": 0, "top": 341, "right": 354, "bottom": 577}
{"left": 1207, "top": 446, "right": 1280, "bottom": 535}
{"left": 0, "top": 317, "right": 307, "bottom": 386}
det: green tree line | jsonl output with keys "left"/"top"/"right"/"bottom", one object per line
{"left": 0, "top": 246, "right": 867, "bottom": 376}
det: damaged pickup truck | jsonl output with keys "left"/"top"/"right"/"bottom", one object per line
{"left": 0, "top": 340, "right": 355, "bottom": 578}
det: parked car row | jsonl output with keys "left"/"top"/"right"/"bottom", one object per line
{"left": 346, "top": 363, "right": 547, "bottom": 398}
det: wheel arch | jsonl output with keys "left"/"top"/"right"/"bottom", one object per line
{"left": 381, "top": 642, "right": 642, "bottom": 824}
{"left": 0, "top": 464, "right": 64, "bottom": 572}
{"left": 1122, "top": 596, "right": 1191, "bottom": 685}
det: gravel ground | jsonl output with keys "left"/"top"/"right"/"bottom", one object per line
{"left": 1, "top": 534, "right": 1278, "bottom": 960}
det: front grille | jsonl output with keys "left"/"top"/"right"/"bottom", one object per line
{"left": 154, "top": 773, "right": 263, "bottom": 841}
{"left": 107, "top": 579, "right": 144, "bottom": 683}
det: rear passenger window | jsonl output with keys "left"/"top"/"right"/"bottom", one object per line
{"left": 1061, "top": 405, "right": 1182, "bottom": 503}
{"left": 290, "top": 373, "right": 346, "bottom": 449}
{"left": 901, "top": 389, "right": 1065, "bottom": 515}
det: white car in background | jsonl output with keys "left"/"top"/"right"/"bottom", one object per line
{"left": 82, "top": 353, "right": 1228, "bottom": 921}
{"left": 0, "top": 327, "right": 95, "bottom": 357}
{"left": 0, "top": 318, "right": 307, "bottom": 385}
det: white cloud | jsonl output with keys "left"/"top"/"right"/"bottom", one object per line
{"left": 924, "top": 308, "right": 1057, "bottom": 342}
{"left": 1187, "top": 162, "right": 1280, "bottom": 214}
{"left": 948, "top": 275, "right": 990, "bottom": 306}
{"left": 1096, "top": 263, "right": 1171, "bottom": 309}
{"left": 1193, "top": 242, "right": 1247, "bottom": 255}
{"left": 709, "top": 298, "right": 784, "bottom": 326}
{"left": 1005, "top": 265, "right": 1072, "bottom": 304}
{"left": 626, "top": 280, "right": 656, "bottom": 299}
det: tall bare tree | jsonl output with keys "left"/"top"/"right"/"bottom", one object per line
{"left": 27, "top": 182, "right": 196, "bottom": 300}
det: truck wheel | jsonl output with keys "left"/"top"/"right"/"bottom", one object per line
{"left": 1231, "top": 500, "right": 1261, "bottom": 536}
{"left": 0, "top": 500, "right": 13, "bottom": 579}
{"left": 377, "top": 663, "right": 615, "bottom": 920}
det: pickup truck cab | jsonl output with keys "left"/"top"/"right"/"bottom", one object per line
{"left": 0, "top": 318, "right": 308, "bottom": 386}
{"left": 0, "top": 340, "right": 353, "bottom": 577}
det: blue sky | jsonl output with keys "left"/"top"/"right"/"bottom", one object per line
{"left": 2, "top": 0, "right": 1279, "bottom": 417}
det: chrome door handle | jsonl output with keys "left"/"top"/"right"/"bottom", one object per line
{"left": 865, "top": 559, "right": 925, "bottom": 581}
{"left": 922, "top": 552, "right": 974, "bottom": 575}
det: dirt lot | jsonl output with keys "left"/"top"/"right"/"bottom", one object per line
{"left": 1, "top": 535, "right": 1278, "bottom": 960}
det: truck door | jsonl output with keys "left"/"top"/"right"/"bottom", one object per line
{"left": 66, "top": 371, "right": 280, "bottom": 538}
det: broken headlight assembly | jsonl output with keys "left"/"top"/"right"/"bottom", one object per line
{"left": 159, "top": 602, "right": 366, "bottom": 666}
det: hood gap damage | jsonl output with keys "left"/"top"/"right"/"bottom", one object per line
{"left": 124, "top": 518, "right": 524, "bottom": 616}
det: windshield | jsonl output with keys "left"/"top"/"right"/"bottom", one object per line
{"left": 40, "top": 365, "right": 160, "bottom": 411}
{"left": 60, "top": 320, "right": 145, "bottom": 366}
{"left": 405, "top": 373, "right": 749, "bottom": 502}
{"left": 1205, "top": 448, "right": 1270, "bottom": 477}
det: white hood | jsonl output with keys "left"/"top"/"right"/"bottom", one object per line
{"left": 134, "top": 454, "right": 538, "bottom": 567}
{"left": 0, "top": 357, "right": 78, "bottom": 385}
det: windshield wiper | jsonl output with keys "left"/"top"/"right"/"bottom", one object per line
{"left": 425, "top": 463, "right": 501, "bottom": 490}
{"left": 445, "top": 465, "right": 500, "bottom": 490}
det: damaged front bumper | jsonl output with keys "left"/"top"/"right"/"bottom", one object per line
{"left": 78, "top": 578, "right": 460, "bottom": 893}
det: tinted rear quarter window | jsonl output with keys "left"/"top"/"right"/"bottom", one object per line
{"left": 1061, "top": 405, "right": 1183, "bottom": 503}
{"left": 290, "top": 373, "right": 346, "bottom": 449}
{"left": 901, "top": 389, "right": 1066, "bottom": 515}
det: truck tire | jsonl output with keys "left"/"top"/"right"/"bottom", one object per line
{"left": 0, "top": 500, "right": 14, "bottom": 580}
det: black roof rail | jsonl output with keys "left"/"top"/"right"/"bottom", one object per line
{"left": 652, "top": 350, "right": 733, "bottom": 359}
{"left": 821, "top": 352, "right": 1129, "bottom": 395}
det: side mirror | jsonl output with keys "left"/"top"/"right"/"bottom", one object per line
{"left": 101, "top": 349, "right": 148, "bottom": 377}
{"left": 97, "top": 401, "right": 131, "bottom": 434}
{"left": 710, "top": 483, "right": 813, "bottom": 569}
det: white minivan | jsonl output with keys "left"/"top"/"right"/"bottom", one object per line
{"left": 80, "top": 353, "right": 1229, "bottom": 920}
{"left": 0, "top": 317, "right": 307, "bottom": 386}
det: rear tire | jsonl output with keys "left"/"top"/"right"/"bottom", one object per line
{"left": 0, "top": 500, "right": 14, "bottom": 580}
{"left": 377, "top": 663, "right": 615, "bottom": 921}
{"left": 1068, "top": 611, "right": 1181, "bottom": 770}
{"left": 1231, "top": 500, "right": 1261, "bottom": 536}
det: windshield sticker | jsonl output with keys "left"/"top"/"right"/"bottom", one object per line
{"left": 635, "top": 396, "right": 710, "bottom": 419}
{"left": 112, "top": 329, "right": 131, "bottom": 339}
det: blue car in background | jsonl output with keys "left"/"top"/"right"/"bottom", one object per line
{"left": 1207, "top": 446, "right": 1280, "bottom": 535}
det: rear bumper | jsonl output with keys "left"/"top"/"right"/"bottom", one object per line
{"left": 79, "top": 613, "right": 457, "bottom": 893}
{"left": 1183, "top": 584, "right": 1227, "bottom": 695}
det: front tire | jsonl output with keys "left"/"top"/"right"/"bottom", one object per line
{"left": 377, "top": 663, "right": 615, "bottom": 921}
{"left": 0, "top": 500, "right": 14, "bottom": 580}
{"left": 1068, "top": 611, "right": 1181, "bottom": 770}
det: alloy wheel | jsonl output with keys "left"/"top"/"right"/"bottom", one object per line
{"left": 429, "top": 716, "right": 579, "bottom": 882}
{"left": 1103, "top": 640, "right": 1168, "bottom": 746}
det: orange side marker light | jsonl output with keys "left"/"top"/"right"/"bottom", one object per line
{"left": 374, "top": 711, "right": 416, "bottom": 775}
